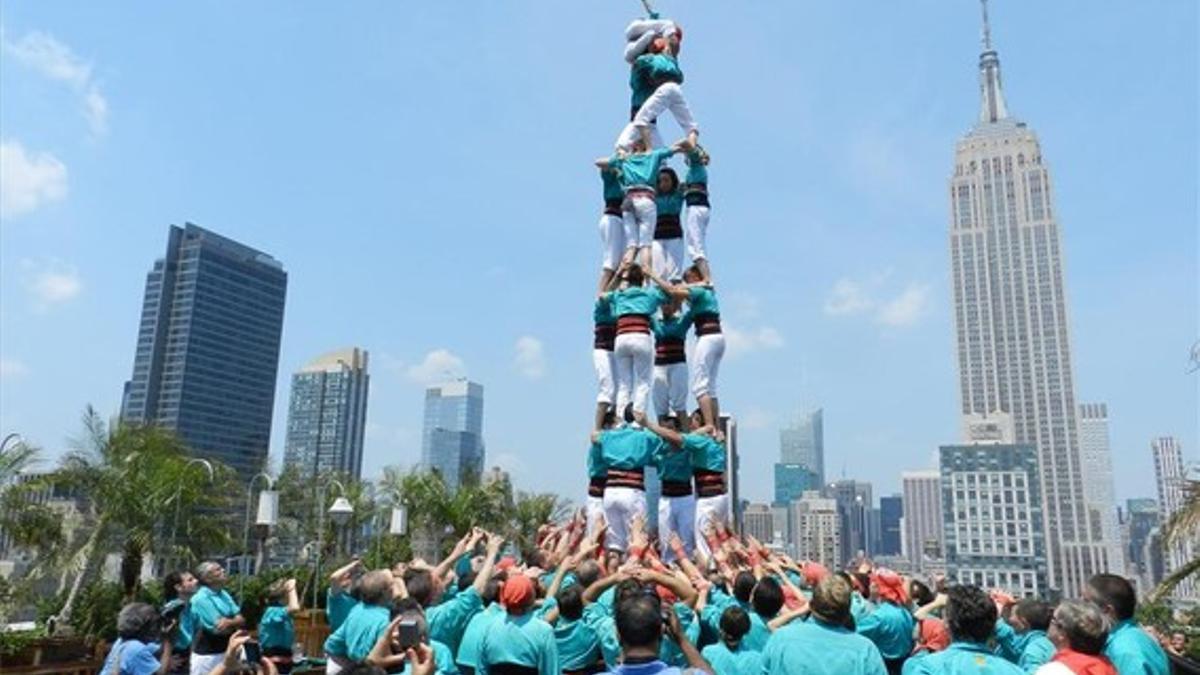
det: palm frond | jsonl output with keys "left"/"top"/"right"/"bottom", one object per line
{"left": 1150, "top": 556, "right": 1200, "bottom": 603}
{"left": 1163, "top": 478, "right": 1200, "bottom": 545}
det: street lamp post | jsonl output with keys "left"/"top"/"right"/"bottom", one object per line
{"left": 313, "top": 478, "right": 353, "bottom": 611}
{"left": 167, "top": 458, "right": 214, "bottom": 573}
{"left": 240, "top": 472, "right": 275, "bottom": 597}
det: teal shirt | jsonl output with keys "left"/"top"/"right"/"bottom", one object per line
{"left": 761, "top": 617, "right": 887, "bottom": 675}
{"left": 1105, "top": 620, "right": 1169, "bottom": 675}
{"left": 323, "top": 603, "right": 390, "bottom": 661}
{"left": 189, "top": 586, "right": 240, "bottom": 634}
{"left": 326, "top": 588, "right": 356, "bottom": 632}
{"left": 599, "top": 427, "right": 658, "bottom": 470}
{"left": 398, "top": 640, "right": 457, "bottom": 675}
{"left": 856, "top": 601, "right": 915, "bottom": 661}
{"left": 702, "top": 641, "right": 764, "bottom": 675}
{"left": 428, "top": 586, "right": 483, "bottom": 655}
{"left": 902, "top": 641, "right": 1024, "bottom": 675}
{"left": 850, "top": 592, "right": 875, "bottom": 624}
{"left": 686, "top": 285, "right": 720, "bottom": 316}
{"left": 654, "top": 443, "right": 692, "bottom": 483}
{"left": 608, "top": 285, "right": 668, "bottom": 318}
{"left": 257, "top": 606, "right": 294, "bottom": 651}
{"left": 457, "top": 603, "right": 504, "bottom": 671}
{"left": 702, "top": 591, "right": 770, "bottom": 651}
{"left": 162, "top": 599, "right": 194, "bottom": 651}
{"left": 683, "top": 433, "right": 726, "bottom": 473}
{"left": 630, "top": 53, "right": 684, "bottom": 108}
{"left": 479, "top": 612, "right": 559, "bottom": 675}
{"left": 554, "top": 616, "right": 601, "bottom": 671}
{"left": 655, "top": 188, "right": 683, "bottom": 218}
{"left": 993, "top": 620, "right": 1054, "bottom": 673}
{"left": 588, "top": 442, "right": 607, "bottom": 480}
{"left": 581, "top": 588, "right": 621, "bottom": 668}
{"left": 685, "top": 148, "right": 708, "bottom": 186}
{"left": 652, "top": 312, "right": 692, "bottom": 342}
{"left": 658, "top": 603, "right": 700, "bottom": 666}
{"left": 610, "top": 148, "right": 676, "bottom": 191}
{"left": 601, "top": 168, "right": 624, "bottom": 202}
{"left": 594, "top": 297, "right": 615, "bottom": 325}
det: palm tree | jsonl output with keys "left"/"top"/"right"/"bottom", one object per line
{"left": 1152, "top": 477, "right": 1200, "bottom": 602}
{"left": 0, "top": 435, "right": 39, "bottom": 486}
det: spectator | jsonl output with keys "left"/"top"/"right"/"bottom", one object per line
{"left": 188, "top": 561, "right": 245, "bottom": 675}
{"left": 366, "top": 598, "right": 458, "bottom": 674}
{"left": 901, "top": 585, "right": 1022, "bottom": 674}
{"left": 1167, "top": 632, "right": 1189, "bottom": 658}
{"left": 328, "top": 559, "right": 365, "bottom": 633}
{"left": 1084, "top": 574, "right": 1168, "bottom": 675}
{"left": 478, "top": 574, "right": 559, "bottom": 674}
{"left": 549, "top": 584, "right": 603, "bottom": 675}
{"left": 699, "top": 606, "right": 762, "bottom": 675}
{"left": 99, "top": 602, "right": 173, "bottom": 675}
{"left": 856, "top": 570, "right": 915, "bottom": 674}
{"left": 1034, "top": 600, "right": 1114, "bottom": 675}
{"left": 760, "top": 575, "right": 887, "bottom": 675}
{"left": 161, "top": 570, "right": 198, "bottom": 675}
{"left": 604, "top": 593, "right": 709, "bottom": 675}
{"left": 258, "top": 578, "right": 300, "bottom": 674}
{"left": 995, "top": 599, "right": 1055, "bottom": 672}
{"left": 324, "top": 569, "right": 396, "bottom": 675}
{"left": 455, "top": 573, "right": 507, "bottom": 675}
{"left": 206, "top": 630, "right": 279, "bottom": 675}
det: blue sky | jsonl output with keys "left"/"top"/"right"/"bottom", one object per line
{"left": 0, "top": 2, "right": 1195, "bottom": 507}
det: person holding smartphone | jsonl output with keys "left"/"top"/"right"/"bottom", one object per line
{"left": 98, "top": 603, "right": 174, "bottom": 675}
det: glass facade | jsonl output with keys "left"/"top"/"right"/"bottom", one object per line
{"left": 779, "top": 409, "right": 824, "bottom": 485}
{"left": 121, "top": 223, "right": 287, "bottom": 483}
{"left": 879, "top": 495, "right": 903, "bottom": 556}
{"left": 421, "top": 381, "right": 484, "bottom": 491}
{"left": 283, "top": 348, "right": 370, "bottom": 480}
{"left": 773, "top": 463, "right": 817, "bottom": 506}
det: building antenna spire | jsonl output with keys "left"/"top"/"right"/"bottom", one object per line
{"left": 981, "top": 0, "right": 993, "bottom": 51}
{"left": 976, "top": 0, "right": 1009, "bottom": 123}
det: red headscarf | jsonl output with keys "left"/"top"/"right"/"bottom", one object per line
{"left": 914, "top": 618, "right": 951, "bottom": 653}
{"left": 1051, "top": 649, "right": 1117, "bottom": 675}
{"left": 500, "top": 575, "right": 535, "bottom": 613}
{"left": 803, "top": 562, "right": 829, "bottom": 587}
{"left": 872, "top": 569, "right": 908, "bottom": 605}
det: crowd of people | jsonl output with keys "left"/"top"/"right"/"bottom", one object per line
{"left": 101, "top": 517, "right": 1181, "bottom": 675}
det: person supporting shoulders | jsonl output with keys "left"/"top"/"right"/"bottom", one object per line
{"left": 478, "top": 575, "right": 559, "bottom": 675}
{"left": 1085, "top": 574, "right": 1168, "bottom": 675}
{"left": 901, "top": 585, "right": 1022, "bottom": 675}
{"left": 701, "top": 606, "right": 763, "bottom": 675}
{"left": 760, "top": 575, "right": 887, "bottom": 675}
{"left": 1035, "top": 600, "right": 1116, "bottom": 675}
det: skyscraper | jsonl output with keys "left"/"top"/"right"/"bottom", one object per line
{"left": 902, "top": 470, "right": 944, "bottom": 571}
{"left": 283, "top": 348, "right": 370, "bottom": 480}
{"left": 879, "top": 495, "right": 904, "bottom": 556}
{"left": 742, "top": 503, "right": 775, "bottom": 546}
{"left": 1151, "top": 436, "right": 1195, "bottom": 600}
{"left": 791, "top": 491, "right": 841, "bottom": 569}
{"left": 1124, "top": 498, "right": 1161, "bottom": 592}
{"left": 1077, "top": 403, "right": 1124, "bottom": 573}
{"left": 940, "top": 441, "right": 1048, "bottom": 596}
{"left": 780, "top": 409, "right": 824, "bottom": 485}
{"left": 773, "top": 464, "right": 818, "bottom": 506}
{"left": 947, "top": 1, "right": 1102, "bottom": 594}
{"left": 825, "top": 479, "right": 873, "bottom": 565}
{"left": 121, "top": 223, "right": 287, "bottom": 481}
{"left": 421, "top": 380, "right": 485, "bottom": 491}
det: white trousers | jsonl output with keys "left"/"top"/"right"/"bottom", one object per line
{"left": 190, "top": 653, "right": 223, "bottom": 675}
{"left": 692, "top": 333, "right": 726, "bottom": 398}
{"left": 658, "top": 494, "right": 696, "bottom": 564}
{"left": 603, "top": 486, "right": 647, "bottom": 552}
{"left": 587, "top": 495, "right": 606, "bottom": 536}
{"left": 622, "top": 194, "right": 656, "bottom": 249}
{"left": 685, "top": 204, "right": 710, "bottom": 261}
{"left": 614, "top": 332, "right": 654, "bottom": 415}
{"left": 653, "top": 362, "right": 689, "bottom": 418}
{"left": 616, "top": 121, "right": 665, "bottom": 152}
{"left": 624, "top": 19, "right": 680, "bottom": 63}
{"left": 633, "top": 83, "right": 698, "bottom": 137}
{"left": 694, "top": 493, "right": 730, "bottom": 559}
{"left": 600, "top": 212, "right": 626, "bottom": 271}
{"left": 594, "top": 348, "right": 616, "bottom": 405}
{"left": 652, "top": 236, "right": 686, "bottom": 281}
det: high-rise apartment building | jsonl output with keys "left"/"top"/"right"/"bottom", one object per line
{"left": 903, "top": 470, "right": 944, "bottom": 571}
{"left": 940, "top": 442, "right": 1048, "bottom": 596}
{"left": 879, "top": 495, "right": 904, "bottom": 556}
{"left": 947, "top": 2, "right": 1102, "bottom": 594}
{"left": 1077, "top": 403, "right": 1123, "bottom": 574}
{"left": 1151, "top": 437, "right": 1195, "bottom": 600}
{"left": 421, "top": 380, "right": 485, "bottom": 491}
{"left": 743, "top": 503, "right": 775, "bottom": 546}
{"left": 791, "top": 491, "right": 841, "bottom": 569}
{"left": 121, "top": 223, "right": 287, "bottom": 481}
{"left": 780, "top": 409, "right": 824, "bottom": 485}
{"left": 283, "top": 348, "right": 370, "bottom": 480}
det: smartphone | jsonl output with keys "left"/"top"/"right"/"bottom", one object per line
{"left": 242, "top": 640, "right": 262, "bottom": 669}
{"left": 397, "top": 619, "right": 420, "bottom": 650}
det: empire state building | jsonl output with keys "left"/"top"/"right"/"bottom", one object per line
{"left": 948, "top": 1, "right": 1108, "bottom": 596}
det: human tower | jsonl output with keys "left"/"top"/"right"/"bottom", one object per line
{"left": 586, "top": 6, "right": 729, "bottom": 566}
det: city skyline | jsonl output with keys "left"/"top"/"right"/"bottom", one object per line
{"left": 0, "top": 3, "right": 1194, "bottom": 504}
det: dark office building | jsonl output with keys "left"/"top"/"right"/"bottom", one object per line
{"left": 879, "top": 494, "right": 903, "bottom": 556}
{"left": 121, "top": 223, "right": 287, "bottom": 481}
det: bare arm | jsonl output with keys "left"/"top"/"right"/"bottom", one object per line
{"left": 329, "top": 558, "right": 362, "bottom": 585}
{"left": 646, "top": 269, "right": 690, "bottom": 302}
{"left": 643, "top": 416, "right": 685, "bottom": 448}
{"left": 284, "top": 578, "right": 301, "bottom": 615}
{"left": 665, "top": 611, "right": 712, "bottom": 674}
{"left": 769, "top": 604, "right": 810, "bottom": 631}
{"left": 474, "top": 534, "right": 505, "bottom": 596}
{"left": 582, "top": 570, "right": 627, "bottom": 604}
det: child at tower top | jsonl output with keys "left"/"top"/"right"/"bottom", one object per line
{"left": 616, "top": 27, "right": 699, "bottom": 152}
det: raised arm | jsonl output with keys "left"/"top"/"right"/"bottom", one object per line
{"left": 645, "top": 269, "right": 690, "bottom": 302}
{"left": 284, "top": 578, "right": 301, "bottom": 615}
{"left": 473, "top": 533, "right": 505, "bottom": 596}
{"left": 330, "top": 558, "right": 363, "bottom": 586}
{"left": 643, "top": 416, "right": 685, "bottom": 448}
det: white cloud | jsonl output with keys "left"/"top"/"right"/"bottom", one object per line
{"left": 876, "top": 283, "right": 931, "bottom": 327}
{"left": 0, "top": 358, "right": 30, "bottom": 380}
{"left": 404, "top": 348, "right": 466, "bottom": 384}
{"left": 514, "top": 336, "right": 546, "bottom": 380}
{"left": 739, "top": 407, "right": 774, "bottom": 431}
{"left": 2, "top": 30, "right": 108, "bottom": 135}
{"left": 824, "top": 278, "right": 874, "bottom": 316}
{"left": 0, "top": 140, "right": 68, "bottom": 219}
{"left": 20, "top": 258, "right": 82, "bottom": 310}
{"left": 724, "top": 325, "right": 785, "bottom": 358}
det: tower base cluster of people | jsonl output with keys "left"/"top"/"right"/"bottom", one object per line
{"left": 97, "top": 7, "right": 1179, "bottom": 675}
